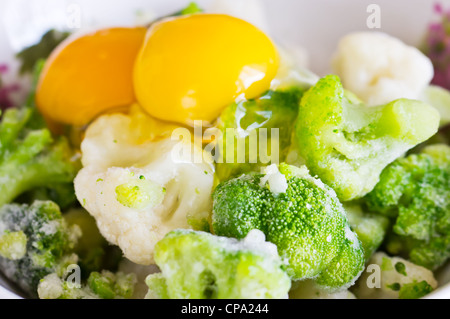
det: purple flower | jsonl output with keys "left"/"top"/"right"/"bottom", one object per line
{"left": 422, "top": 2, "right": 450, "bottom": 89}
{"left": 0, "top": 63, "right": 21, "bottom": 110}
{"left": 0, "top": 64, "right": 8, "bottom": 74}
{"left": 0, "top": 83, "right": 20, "bottom": 109}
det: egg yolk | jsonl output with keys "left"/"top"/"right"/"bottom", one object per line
{"left": 36, "top": 27, "right": 147, "bottom": 126}
{"left": 133, "top": 14, "right": 279, "bottom": 125}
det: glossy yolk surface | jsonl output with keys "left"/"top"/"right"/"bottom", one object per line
{"left": 36, "top": 27, "right": 147, "bottom": 126}
{"left": 133, "top": 14, "right": 279, "bottom": 125}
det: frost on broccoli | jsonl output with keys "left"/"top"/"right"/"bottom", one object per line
{"left": 0, "top": 107, "right": 80, "bottom": 207}
{"left": 212, "top": 163, "right": 365, "bottom": 290}
{"left": 352, "top": 252, "right": 437, "bottom": 299}
{"left": 365, "top": 144, "right": 450, "bottom": 270}
{"left": 294, "top": 75, "right": 440, "bottom": 201}
{"left": 74, "top": 109, "right": 214, "bottom": 265}
{"left": 145, "top": 229, "right": 291, "bottom": 299}
{"left": 0, "top": 230, "right": 27, "bottom": 260}
{"left": 38, "top": 270, "right": 136, "bottom": 299}
{"left": 344, "top": 203, "right": 390, "bottom": 261}
{"left": 0, "top": 201, "right": 80, "bottom": 297}
{"left": 214, "top": 88, "right": 303, "bottom": 182}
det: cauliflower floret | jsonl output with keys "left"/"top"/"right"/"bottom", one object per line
{"left": 352, "top": 252, "right": 438, "bottom": 299}
{"left": 332, "top": 32, "right": 434, "bottom": 106}
{"left": 74, "top": 110, "right": 214, "bottom": 265}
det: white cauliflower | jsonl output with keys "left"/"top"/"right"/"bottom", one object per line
{"left": 74, "top": 107, "right": 214, "bottom": 265}
{"left": 332, "top": 32, "right": 434, "bottom": 106}
{"left": 352, "top": 252, "right": 438, "bottom": 299}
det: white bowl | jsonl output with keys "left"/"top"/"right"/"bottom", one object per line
{"left": 0, "top": 0, "right": 449, "bottom": 299}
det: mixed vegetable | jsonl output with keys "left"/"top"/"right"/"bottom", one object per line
{"left": 0, "top": 1, "right": 449, "bottom": 300}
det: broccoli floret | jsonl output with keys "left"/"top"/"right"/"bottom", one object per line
{"left": 215, "top": 88, "right": 303, "bottom": 182}
{"left": 366, "top": 144, "right": 450, "bottom": 270}
{"left": 398, "top": 280, "right": 434, "bottom": 299}
{"left": 344, "top": 202, "right": 390, "bottom": 261}
{"left": 145, "top": 273, "right": 169, "bottom": 299}
{"left": 16, "top": 30, "right": 70, "bottom": 75}
{"left": 0, "top": 230, "right": 27, "bottom": 260}
{"left": 38, "top": 270, "right": 137, "bottom": 299}
{"left": 0, "top": 201, "right": 80, "bottom": 297}
{"left": 408, "top": 124, "right": 450, "bottom": 155}
{"left": 352, "top": 252, "right": 437, "bottom": 299}
{"left": 0, "top": 107, "right": 80, "bottom": 207}
{"left": 289, "top": 279, "right": 356, "bottom": 299}
{"left": 178, "top": 2, "right": 203, "bottom": 15}
{"left": 17, "top": 182, "right": 77, "bottom": 211}
{"left": 145, "top": 229, "right": 291, "bottom": 299}
{"left": 151, "top": 2, "right": 203, "bottom": 25}
{"left": 294, "top": 75, "right": 440, "bottom": 201}
{"left": 420, "top": 85, "right": 450, "bottom": 127}
{"left": 212, "top": 163, "right": 365, "bottom": 290}
{"left": 64, "top": 209, "right": 122, "bottom": 278}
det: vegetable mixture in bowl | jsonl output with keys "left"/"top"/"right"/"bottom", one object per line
{"left": 0, "top": 0, "right": 450, "bottom": 299}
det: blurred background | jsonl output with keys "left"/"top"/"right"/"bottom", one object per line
{"left": 1, "top": 0, "right": 449, "bottom": 73}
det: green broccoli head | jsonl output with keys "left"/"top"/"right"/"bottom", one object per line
{"left": 365, "top": 144, "right": 450, "bottom": 270}
{"left": 294, "top": 75, "right": 440, "bottom": 201}
{"left": 0, "top": 201, "right": 80, "bottom": 297}
{"left": 214, "top": 88, "right": 303, "bottom": 182}
{"left": 16, "top": 30, "right": 69, "bottom": 75}
{"left": 63, "top": 209, "right": 123, "bottom": 278}
{"left": 212, "top": 163, "right": 365, "bottom": 290}
{"left": 17, "top": 182, "right": 77, "bottom": 211}
{"left": 145, "top": 229, "right": 291, "bottom": 299}
{"left": 344, "top": 202, "right": 390, "bottom": 261}
{"left": 38, "top": 270, "right": 137, "bottom": 299}
{"left": 178, "top": 2, "right": 203, "bottom": 15}
{"left": 0, "top": 107, "right": 80, "bottom": 207}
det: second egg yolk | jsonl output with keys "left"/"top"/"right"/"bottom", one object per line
{"left": 133, "top": 14, "right": 279, "bottom": 126}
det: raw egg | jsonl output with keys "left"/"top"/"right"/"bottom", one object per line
{"left": 36, "top": 27, "right": 147, "bottom": 126}
{"left": 133, "top": 14, "right": 279, "bottom": 125}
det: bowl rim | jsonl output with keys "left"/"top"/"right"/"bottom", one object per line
{"left": 0, "top": 284, "right": 23, "bottom": 299}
